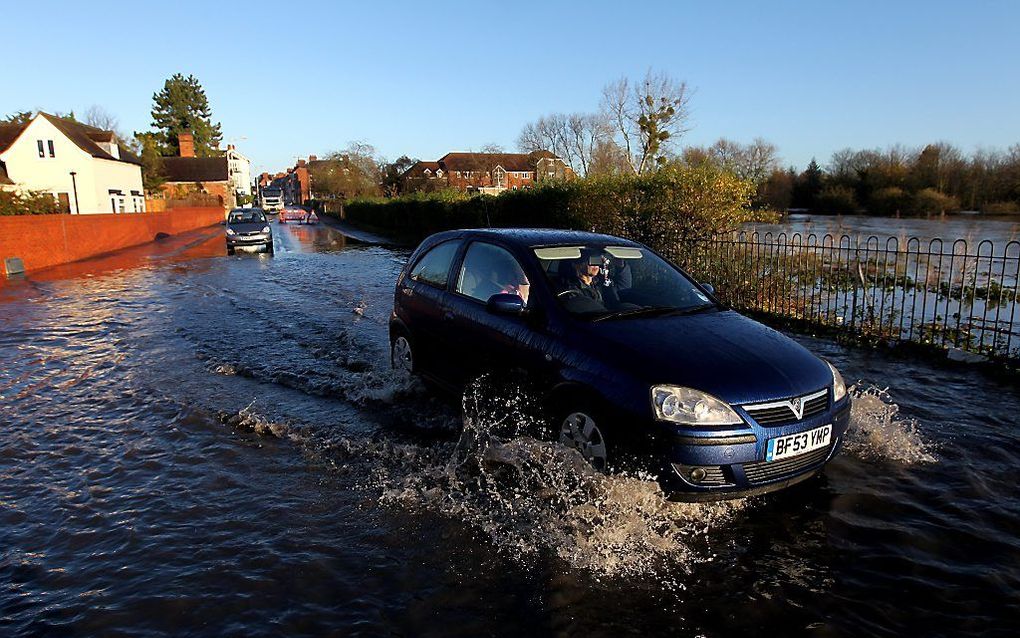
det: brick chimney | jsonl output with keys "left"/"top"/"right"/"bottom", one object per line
{"left": 178, "top": 132, "right": 195, "bottom": 158}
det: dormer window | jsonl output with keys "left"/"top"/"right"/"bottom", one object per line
{"left": 423, "top": 168, "right": 432, "bottom": 176}
{"left": 436, "top": 169, "right": 443, "bottom": 178}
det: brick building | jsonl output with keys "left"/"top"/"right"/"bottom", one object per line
{"left": 401, "top": 150, "right": 573, "bottom": 194}
{"left": 159, "top": 133, "right": 249, "bottom": 208}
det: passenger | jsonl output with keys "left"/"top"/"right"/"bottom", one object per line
{"left": 499, "top": 262, "right": 530, "bottom": 305}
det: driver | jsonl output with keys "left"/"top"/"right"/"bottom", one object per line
{"left": 560, "top": 252, "right": 605, "bottom": 305}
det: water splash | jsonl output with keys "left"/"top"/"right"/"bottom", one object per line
{"left": 372, "top": 377, "right": 751, "bottom": 579}
{"left": 221, "top": 400, "right": 297, "bottom": 440}
{"left": 844, "top": 385, "right": 937, "bottom": 464}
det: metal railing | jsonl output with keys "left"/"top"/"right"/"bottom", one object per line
{"left": 682, "top": 232, "right": 1020, "bottom": 362}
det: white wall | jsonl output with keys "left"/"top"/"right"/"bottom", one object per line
{"left": 0, "top": 116, "right": 145, "bottom": 214}
{"left": 227, "top": 149, "right": 252, "bottom": 196}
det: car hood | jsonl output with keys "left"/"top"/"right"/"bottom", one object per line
{"left": 228, "top": 222, "right": 268, "bottom": 233}
{"left": 573, "top": 309, "right": 832, "bottom": 405}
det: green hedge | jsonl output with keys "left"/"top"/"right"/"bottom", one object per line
{"left": 345, "top": 163, "right": 763, "bottom": 263}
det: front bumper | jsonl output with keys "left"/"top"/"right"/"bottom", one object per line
{"left": 226, "top": 233, "right": 271, "bottom": 247}
{"left": 657, "top": 397, "right": 852, "bottom": 500}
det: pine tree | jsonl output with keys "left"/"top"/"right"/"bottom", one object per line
{"left": 149, "top": 74, "right": 223, "bottom": 157}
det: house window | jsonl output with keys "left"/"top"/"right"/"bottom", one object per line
{"left": 48, "top": 140, "right": 55, "bottom": 157}
{"left": 118, "top": 198, "right": 125, "bottom": 213}
{"left": 111, "top": 198, "right": 117, "bottom": 213}
{"left": 37, "top": 140, "right": 45, "bottom": 157}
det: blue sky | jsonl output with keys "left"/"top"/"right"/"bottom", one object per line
{"left": 4, "top": 1, "right": 1018, "bottom": 175}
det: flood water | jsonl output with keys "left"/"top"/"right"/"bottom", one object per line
{"left": 749, "top": 212, "right": 1020, "bottom": 246}
{"left": 1, "top": 221, "right": 1018, "bottom": 637}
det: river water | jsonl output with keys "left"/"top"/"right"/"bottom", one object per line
{"left": 1, "top": 222, "right": 1017, "bottom": 637}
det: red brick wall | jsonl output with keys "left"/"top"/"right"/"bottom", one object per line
{"left": 0, "top": 207, "right": 223, "bottom": 274}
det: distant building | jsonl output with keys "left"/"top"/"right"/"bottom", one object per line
{"left": 159, "top": 133, "right": 251, "bottom": 207}
{"left": 0, "top": 112, "right": 145, "bottom": 214}
{"left": 402, "top": 151, "right": 573, "bottom": 194}
{"left": 226, "top": 146, "right": 251, "bottom": 198}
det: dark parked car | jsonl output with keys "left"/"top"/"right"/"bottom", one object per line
{"left": 225, "top": 208, "right": 273, "bottom": 255}
{"left": 390, "top": 229, "right": 851, "bottom": 500}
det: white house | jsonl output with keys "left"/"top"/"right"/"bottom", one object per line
{"left": 0, "top": 112, "right": 145, "bottom": 214}
{"left": 226, "top": 145, "right": 251, "bottom": 198}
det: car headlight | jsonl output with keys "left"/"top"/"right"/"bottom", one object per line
{"left": 226, "top": 228, "right": 236, "bottom": 235}
{"left": 827, "top": 361, "right": 847, "bottom": 402}
{"left": 651, "top": 385, "right": 743, "bottom": 426}
{"left": 262, "top": 226, "right": 271, "bottom": 233}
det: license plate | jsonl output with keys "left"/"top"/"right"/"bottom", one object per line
{"left": 766, "top": 424, "right": 832, "bottom": 462}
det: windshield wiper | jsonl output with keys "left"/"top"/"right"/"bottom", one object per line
{"left": 592, "top": 306, "right": 679, "bottom": 322}
{"left": 592, "top": 303, "right": 717, "bottom": 322}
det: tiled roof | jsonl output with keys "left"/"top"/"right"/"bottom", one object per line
{"left": 0, "top": 162, "right": 13, "bottom": 185}
{"left": 160, "top": 156, "right": 229, "bottom": 183}
{"left": 437, "top": 151, "right": 556, "bottom": 172}
{"left": 42, "top": 114, "right": 141, "bottom": 165}
{"left": 0, "top": 122, "right": 26, "bottom": 154}
{"left": 402, "top": 161, "right": 440, "bottom": 177}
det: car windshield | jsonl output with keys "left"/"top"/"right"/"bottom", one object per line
{"left": 533, "top": 244, "right": 716, "bottom": 320}
{"left": 228, "top": 210, "right": 266, "bottom": 224}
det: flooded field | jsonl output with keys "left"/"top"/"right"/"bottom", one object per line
{"left": 750, "top": 212, "right": 1020, "bottom": 245}
{"left": 1, "top": 221, "right": 1018, "bottom": 637}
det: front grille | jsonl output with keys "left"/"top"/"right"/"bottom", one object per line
{"left": 742, "top": 446, "right": 830, "bottom": 484}
{"left": 743, "top": 390, "right": 828, "bottom": 425}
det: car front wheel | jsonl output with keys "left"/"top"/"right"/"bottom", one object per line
{"left": 558, "top": 410, "right": 608, "bottom": 472}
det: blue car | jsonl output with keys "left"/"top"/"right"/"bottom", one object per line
{"left": 389, "top": 229, "right": 851, "bottom": 500}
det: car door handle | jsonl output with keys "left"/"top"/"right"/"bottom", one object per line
{"left": 443, "top": 312, "right": 454, "bottom": 321}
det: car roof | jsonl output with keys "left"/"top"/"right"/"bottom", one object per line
{"left": 425, "top": 228, "right": 642, "bottom": 249}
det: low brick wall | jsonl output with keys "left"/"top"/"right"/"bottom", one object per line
{"left": 0, "top": 207, "right": 224, "bottom": 274}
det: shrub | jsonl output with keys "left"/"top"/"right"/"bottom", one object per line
{"left": 346, "top": 164, "right": 761, "bottom": 261}
{"left": 983, "top": 200, "right": 1020, "bottom": 214}
{"left": 868, "top": 187, "right": 911, "bottom": 216}
{"left": 816, "top": 185, "right": 858, "bottom": 215}
{"left": 0, "top": 190, "right": 61, "bottom": 216}
{"left": 912, "top": 188, "right": 959, "bottom": 214}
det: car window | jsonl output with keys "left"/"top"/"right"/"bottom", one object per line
{"left": 409, "top": 240, "right": 460, "bottom": 288}
{"left": 456, "top": 242, "right": 530, "bottom": 305}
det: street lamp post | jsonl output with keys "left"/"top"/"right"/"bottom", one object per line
{"left": 69, "top": 171, "right": 79, "bottom": 214}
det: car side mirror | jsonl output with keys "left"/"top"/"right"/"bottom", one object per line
{"left": 486, "top": 293, "right": 526, "bottom": 315}
{"left": 701, "top": 283, "right": 715, "bottom": 295}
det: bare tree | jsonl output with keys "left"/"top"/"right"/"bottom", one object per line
{"left": 601, "top": 69, "right": 692, "bottom": 174}
{"left": 518, "top": 114, "right": 570, "bottom": 162}
{"left": 517, "top": 112, "right": 611, "bottom": 177}
{"left": 84, "top": 105, "right": 124, "bottom": 139}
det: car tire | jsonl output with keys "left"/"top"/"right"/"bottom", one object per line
{"left": 555, "top": 403, "right": 609, "bottom": 473}
{"left": 391, "top": 332, "right": 415, "bottom": 375}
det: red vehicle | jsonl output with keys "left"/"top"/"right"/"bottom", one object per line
{"left": 278, "top": 206, "right": 318, "bottom": 224}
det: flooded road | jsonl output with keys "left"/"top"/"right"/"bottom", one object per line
{"left": 1, "top": 221, "right": 1018, "bottom": 637}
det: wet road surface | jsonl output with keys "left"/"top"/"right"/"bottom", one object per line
{"left": 1, "top": 221, "right": 1018, "bottom": 637}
